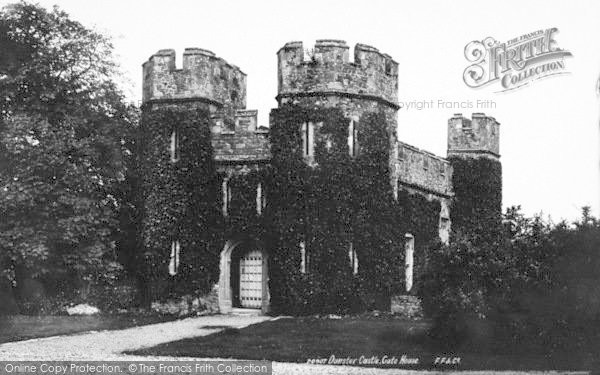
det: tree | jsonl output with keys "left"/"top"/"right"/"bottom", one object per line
{"left": 0, "top": 1, "right": 137, "bottom": 310}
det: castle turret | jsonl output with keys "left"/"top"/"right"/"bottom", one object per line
{"left": 447, "top": 113, "right": 500, "bottom": 160}
{"left": 142, "top": 47, "right": 247, "bottom": 112}
{"left": 139, "top": 48, "right": 268, "bottom": 307}
{"left": 276, "top": 40, "right": 398, "bottom": 108}
{"left": 273, "top": 40, "right": 400, "bottom": 189}
{"left": 446, "top": 113, "right": 502, "bottom": 240}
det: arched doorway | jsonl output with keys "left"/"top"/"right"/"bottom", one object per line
{"left": 218, "top": 240, "right": 269, "bottom": 314}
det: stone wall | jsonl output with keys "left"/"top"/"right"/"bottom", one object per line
{"left": 448, "top": 113, "right": 500, "bottom": 159}
{"left": 397, "top": 141, "right": 453, "bottom": 199}
{"left": 275, "top": 40, "right": 400, "bottom": 196}
{"left": 277, "top": 40, "right": 398, "bottom": 107}
{"left": 143, "top": 48, "right": 247, "bottom": 111}
{"left": 211, "top": 110, "right": 270, "bottom": 163}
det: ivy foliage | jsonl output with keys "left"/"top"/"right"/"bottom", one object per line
{"left": 224, "top": 170, "right": 267, "bottom": 238}
{"left": 138, "top": 103, "right": 444, "bottom": 314}
{"left": 139, "top": 106, "right": 221, "bottom": 298}
{"left": 419, "top": 206, "right": 600, "bottom": 351}
{"left": 448, "top": 156, "right": 503, "bottom": 241}
{"left": 417, "top": 154, "right": 508, "bottom": 343}
{"left": 265, "top": 105, "right": 441, "bottom": 314}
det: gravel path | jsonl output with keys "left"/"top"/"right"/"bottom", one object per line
{"left": 0, "top": 315, "right": 589, "bottom": 375}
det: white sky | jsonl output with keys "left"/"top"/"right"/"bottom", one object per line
{"left": 5, "top": 0, "right": 599, "bottom": 221}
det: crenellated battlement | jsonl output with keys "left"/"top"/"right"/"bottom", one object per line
{"left": 142, "top": 48, "right": 247, "bottom": 110}
{"left": 397, "top": 141, "right": 453, "bottom": 198}
{"left": 447, "top": 113, "right": 500, "bottom": 159}
{"left": 209, "top": 109, "right": 270, "bottom": 163}
{"left": 277, "top": 40, "right": 399, "bottom": 107}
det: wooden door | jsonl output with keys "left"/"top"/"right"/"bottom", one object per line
{"left": 239, "top": 249, "right": 263, "bottom": 309}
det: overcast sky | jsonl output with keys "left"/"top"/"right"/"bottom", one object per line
{"left": 6, "top": 0, "right": 600, "bottom": 221}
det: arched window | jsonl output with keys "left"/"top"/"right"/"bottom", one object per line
{"left": 404, "top": 234, "right": 414, "bottom": 292}
{"left": 168, "top": 240, "right": 181, "bottom": 276}
{"left": 439, "top": 217, "right": 450, "bottom": 244}
{"left": 170, "top": 128, "right": 180, "bottom": 163}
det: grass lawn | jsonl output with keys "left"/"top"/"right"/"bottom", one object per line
{"left": 128, "top": 316, "right": 598, "bottom": 371}
{"left": 0, "top": 314, "right": 178, "bottom": 343}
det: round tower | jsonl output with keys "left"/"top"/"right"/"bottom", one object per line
{"left": 274, "top": 39, "right": 400, "bottom": 183}
{"left": 447, "top": 113, "right": 500, "bottom": 160}
{"left": 139, "top": 47, "right": 250, "bottom": 298}
{"left": 276, "top": 39, "right": 398, "bottom": 121}
{"left": 142, "top": 47, "right": 247, "bottom": 113}
{"left": 446, "top": 113, "right": 502, "bottom": 239}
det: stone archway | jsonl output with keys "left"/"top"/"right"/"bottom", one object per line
{"left": 218, "top": 240, "right": 269, "bottom": 314}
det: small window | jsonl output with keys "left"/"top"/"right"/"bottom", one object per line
{"left": 170, "top": 128, "right": 180, "bottom": 163}
{"left": 256, "top": 182, "right": 266, "bottom": 215}
{"left": 348, "top": 242, "right": 358, "bottom": 275}
{"left": 300, "top": 241, "right": 308, "bottom": 274}
{"left": 439, "top": 217, "right": 450, "bottom": 244}
{"left": 423, "top": 158, "right": 429, "bottom": 171}
{"left": 222, "top": 177, "right": 231, "bottom": 217}
{"left": 404, "top": 234, "right": 414, "bottom": 292}
{"left": 301, "top": 122, "right": 315, "bottom": 162}
{"left": 168, "top": 240, "right": 181, "bottom": 276}
{"left": 348, "top": 119, "right": 359, "bottom": 157}
{"left": 385, "top": 60, "right": 394, "bottom": 75}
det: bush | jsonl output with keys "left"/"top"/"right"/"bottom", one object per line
{"left": 419, "top": 206, "right": 600, "bottom": 351}
{"left": 418, "top": 233, "right": 505, "bottom": 342}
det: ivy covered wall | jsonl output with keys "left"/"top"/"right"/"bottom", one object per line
{"left": 448, "top": 156, "right": 503, "bottom": 241}
{"left": 139, "top": 106, "right": 222, "bottom": 300}
{"left": 265, "top": 105, "right": 443, "bottom": 314}
{"left": 137, "top": 103, "right": 489, "bottom": 315}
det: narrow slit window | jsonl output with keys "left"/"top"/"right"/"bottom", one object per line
{"left": 256, "top": 182, "right": 264, "bottom": 215}
{"left": 300, "top": 241, "right": 307, "bottom": 274}
{"left": 348, "top": 119, "right": 359, "bottom": 157}
{"left": 348, "top": 242, "right": 358, "bottom": 275}
{"left": 404, "top": 234, "right": 414, "bottom": 292}
{"left": 301, "top": 122, "right": 315, "bottom": 160}
{"left": 168, "top": 240, "right": 180, "bottom": 276}
{"left": 170, "top": 128, "right": 180, "bottom": 163}
{"left": 439, "top": 217, "right": 450, "bottom": 244}
{"left": 222, "top": 177, "right": 230, "bottom": 217}
{"left": 261, "top": 183, "right": 267, "bottom": 211}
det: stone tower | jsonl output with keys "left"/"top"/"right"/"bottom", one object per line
{"left": 447, "top": 113, "right": 500, "bottom": 160}
{"left": 446, "top": 113, "right": 502, "bottom": 237}
{"left": 275, "top": 40, "right": 399, "bottom": 179}
{"left": 140, "top": 48, "right": 269, "bottom": 305}
{"left": 143, "top": 48, "right": 246, "bottom": 112}
{"left": 136, "top": 41, "right": 504, "bottom": 315}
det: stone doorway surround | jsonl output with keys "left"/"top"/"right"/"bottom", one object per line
{"left": 218, "top": 239, "right": 270, "bottom": 314}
